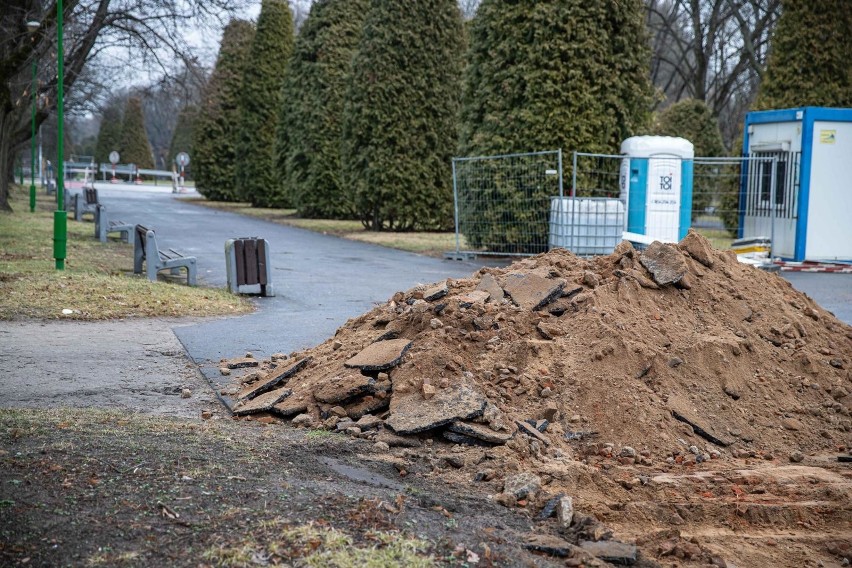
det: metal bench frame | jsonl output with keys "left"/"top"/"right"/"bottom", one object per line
{"left": 73, "top": 187, "right": 99, "bottom": 221}
{"left": 94, "top": 205, "right": 134, "bottom": 243}
{"left": 133, "top": 225, "right": 197, "bottom": 285}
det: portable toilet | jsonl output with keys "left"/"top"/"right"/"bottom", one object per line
{"left": 620, "top": 136, "right": 694, "bottom": 242}
{"left": 740, "top": 107, "right": 852, "bottom": 262}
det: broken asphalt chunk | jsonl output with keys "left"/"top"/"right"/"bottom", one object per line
{"left": 226, "top": 357, "right": 259, "bottom": 370}
{"left": 476, "top": 273, "right": 504, "bottom": 302}
{"left": 668, "top": 394, "right": 732, "bottom": 447}
{"left": 386, "top": 383, "right": 487, "bottom": 435}
{"left": 313, "top": 372, "right": 376, "bottom": 404}
{"left": 503, "top": 273, "right": 565, "bottom": 310}
{"left": 523, "top": 534, "right": 574, "bottom": 557}
{"left": 423, "top": 281, "right": 449, "bottom": 301}
{"left": 344, "top": 338, "right": 412, "bottom": 371}
{"left": 272, "top": 395, "right": 309, "bottom": 417}
{"left": 237, "top": 357, "right": 310, "bottom": 401}
{"left": 448, "top": 421, "right": 512, "bottom": 445}
{"left": 233, "top": 387, "right": 292, "bottom": 416}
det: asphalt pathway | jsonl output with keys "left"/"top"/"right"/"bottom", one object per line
{"left": 89, "top": 184, "right": 852, "bottom": 380}
{"left": 90, "top": 184, "right": 480, "bottom": 380}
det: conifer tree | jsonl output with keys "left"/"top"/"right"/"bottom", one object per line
{"left": 458, "top": 0, "right": 653, "bottom": 251}
{"left": 652, "top": 98, "right": 725, "bottom": 217}
{"left": 756, "top": 0, "right": 852, "bottom": 109}
{"left": 94, "top": 103, "right": 123, "bottom": 165}
{"left": 193, "top": 19, "right": 256, "bottom": 201}
{"left": 119, "top": 97, "right": 154, "bottom": 169}
{"left": 341, "top": 0, "right": 465, "bottom": 231}
{"left": 276, "top": 0, "right": 368, "bottom": 216}
{"left": 235, "top": 0, "right": 294, "bottom": 207}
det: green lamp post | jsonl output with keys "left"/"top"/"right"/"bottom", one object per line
{"left": 54, "top": 0, "right": 66, "bottom": 270}
{"left": 27, "top": 20, "right": 40, "bottom": 213}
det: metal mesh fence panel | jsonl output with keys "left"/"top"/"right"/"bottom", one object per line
{"left": 451, "top": 150, "right": 562, "bottom": 256}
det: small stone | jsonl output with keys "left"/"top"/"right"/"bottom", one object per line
{"left": 201, "top": 410, "right": 213, "bottom": 420}
{"left": 329, "top": 406, "right": 348, "bottom": 418}
{"left": 332, "top": 340, "right": 342, "bottom": 351}
{"left": 291, "top": 413, "right": 314, "bottom": 427}
{"left": 422, "top": 383, "right": 437, "bottom": 400}
{"left": 582, "top": 271, "right": 600, "bottom": 288}
{"left": 181, "top": 389, "right": 192, "bottom": 399}
{"left": 219, "top": 367, "right": 231, "bottom": 376}
{"left": 542, "top": 404, "right": 559, "bottom": 422}
{"left": 540, "top": 387, "right": 553, "bottom": 398}
{"left": 668, "top": 357, "right": 684, "bottom": 368}
{"left": 355, "top": 414, "right": 383, "bottom": 430}
{"left": 620, "top": 446, "right": 637, "bottom": 458}
{"left": 789, "top": 451, "right": 805, "bottom": 463}
{"left": 494, "top": 492, "right": 517, "bottom": 508}
{"left": 504, "top": 472, "right": 542, "bottom": 500}
{"left": 829, "top": 359, "right": 845, "bottom": 369}
{"left": 373, "top": 441, "right": 390, "bottom": 452}
{"left": 803, "top": 307, "right": 820, "bottom": 321}
{"left": 781, "top": 417, "right": 804, "bottom": 431}
{"left": 344, "top": 426, "right": 361, "bottom": 436}
{"left": 271, "top": 352, "right": 287, "bottom": 361}
{"left": 556, "top": 496, "right": 574, "bottom": 528}
{"left": 430, "top": 318, "right": 443, "bottom": 329}
{"left": 444, "top": 455, "right": 465, "bottom": 468}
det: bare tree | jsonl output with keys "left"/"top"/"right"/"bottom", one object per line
{"left": 0, "top": 0, "right": 251, "bottom": 211}
{"left": 645, "top": 0, "right": 780, "bottom": 148}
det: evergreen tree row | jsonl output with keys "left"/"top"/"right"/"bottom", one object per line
{"left": 93, "top": 97, "right": 154, "bottom": 169}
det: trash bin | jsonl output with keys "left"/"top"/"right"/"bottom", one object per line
{"left": 225, "top": 237, "right": 274, "bottom": 297}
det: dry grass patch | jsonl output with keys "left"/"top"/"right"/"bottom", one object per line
{"left": 0, "top": 185, "right": 252, "bottom": 320}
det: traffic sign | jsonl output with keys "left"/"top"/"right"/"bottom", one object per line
{"left": 109, "top": 151, "right": 120, "bottom": 164}
{"left": 176, "top": 152, "right": 190, "bottom": 167}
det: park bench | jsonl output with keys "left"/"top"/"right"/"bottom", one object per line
{"left": 94, "top": 205, "right": 134, "bottom": 243}
{"left": 73, "top": 187, "right": 99, "bottom": 221}
{"left": 133, "top": 225, "right": 197, "bottom": 285}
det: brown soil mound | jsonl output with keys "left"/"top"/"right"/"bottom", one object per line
{"left": 228, "top": 231, "right": 851, "bottom": 461}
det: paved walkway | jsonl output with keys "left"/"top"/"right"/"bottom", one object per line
{"left": 91, "top": 184, "right": 480, "bottom": 380}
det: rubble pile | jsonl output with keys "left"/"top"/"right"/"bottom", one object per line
{"left": 223, "top": 231, "right": 850, "bottom": 464}
{"left": 214, "top": 229, "right": 851, "bottom": 566}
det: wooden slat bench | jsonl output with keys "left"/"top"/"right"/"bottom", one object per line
{"left": 133, "top": 225, "right": 197, "bottom": 285}
{"left": 94, "top": 205, "right": 134, "bottom": 243}
{"left": 73, "top": 187, "right": 99, "bottom": 221}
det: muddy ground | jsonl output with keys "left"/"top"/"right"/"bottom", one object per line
{"left": 0, "top": 319, "right": 591, "bottom": 567}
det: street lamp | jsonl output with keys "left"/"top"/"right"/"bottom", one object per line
{"left": 27, "top": 20, "right": 40, "bottom": 213}
{"left": 54, "top": 1, "right": 66, "bottom": 270}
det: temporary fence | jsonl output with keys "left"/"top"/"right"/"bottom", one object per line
{"left": 449, "top": 150, "right": 563, "bottom": 258}
{"left": 450, "top": 149, "right": 791, "bottom": 259}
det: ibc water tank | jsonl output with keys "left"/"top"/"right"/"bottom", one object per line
{"left": 620, "top": 136, "right": 694, "bottom": 242}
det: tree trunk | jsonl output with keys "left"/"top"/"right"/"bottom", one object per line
{"left": 0, "top": 109, "right": 15, "bottom": 212}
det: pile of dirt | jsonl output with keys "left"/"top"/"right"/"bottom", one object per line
{"left": 224, "top": 231, "right": 850, "bottom": 461}
{"left": 217, "top": 231, "right": 852, "bottom": 564}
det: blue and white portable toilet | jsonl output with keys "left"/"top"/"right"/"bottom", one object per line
{"left": 619, "top": 136, "right": 694, "bottom": 243}
{"left": 741, "top": 107, "right": 852, "bottom": 262}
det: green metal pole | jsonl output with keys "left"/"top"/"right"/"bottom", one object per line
{"left": 54, "top": 0, "right": 67, "bottom": 270}
{"left": 30, "top": 59, "right": 37, "bottom": 213}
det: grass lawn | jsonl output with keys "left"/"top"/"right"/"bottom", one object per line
{"left": 0, "top": 185, "right": 253, "bottom": 320}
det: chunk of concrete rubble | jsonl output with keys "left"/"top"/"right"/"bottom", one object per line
{"left": 386, "top": 383, "right": 488, "bottom": 434}
{"left": 234, "top": 387, "right": 292, "bottom": 416}
{"left": 679, "top": 229, "right": 714, "bottom": 268}
{"left": 344, "top": 338, "right": 412, "bottom": 371}
{"left": 237, "top": 357, "right": 310, "bottom": 401}
{"left": 536, "top": 320, "right": 566, "bottom": 340}
{"left": 376, "top": 429, "right": 422, "bottom": 448}
{"left": 272, "top": 395, "right": 309, "bottom": 417}
{"left": 557, "top": 496, "right": 574, "bottom": 529}
{"left": 639, "top": 241, "right": 688, "bottom": 285}
{"left": 226, "top": 357, "right": 259, "bottom": 370}
{"left": 458, "top": 290, "right": 489, "bottom": 307}
{"left": 448, "top": 421, "right": 513, "bottom": 445}
{"left": 423, "top": 281, "right": 449, "bottom": 301}
{"left": 504, "top": 472, "right": 541, "bottom": 499}
{"left": 313, "top": 372, "right": 376, "bottom": 404}
{"left": 503, "top": 273, "right": 565, "bottom": 310}
{"left": 523, "top": 534, "right": 575, "bottom": 557}
{"left": 476, "top": 273, "right": 504, "bottom": 302}
{"left": 578, "top": 540, "right": 638, "bottom": 565}
{"left": 614, "top": 240, "right": 635, "bottom": 257}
